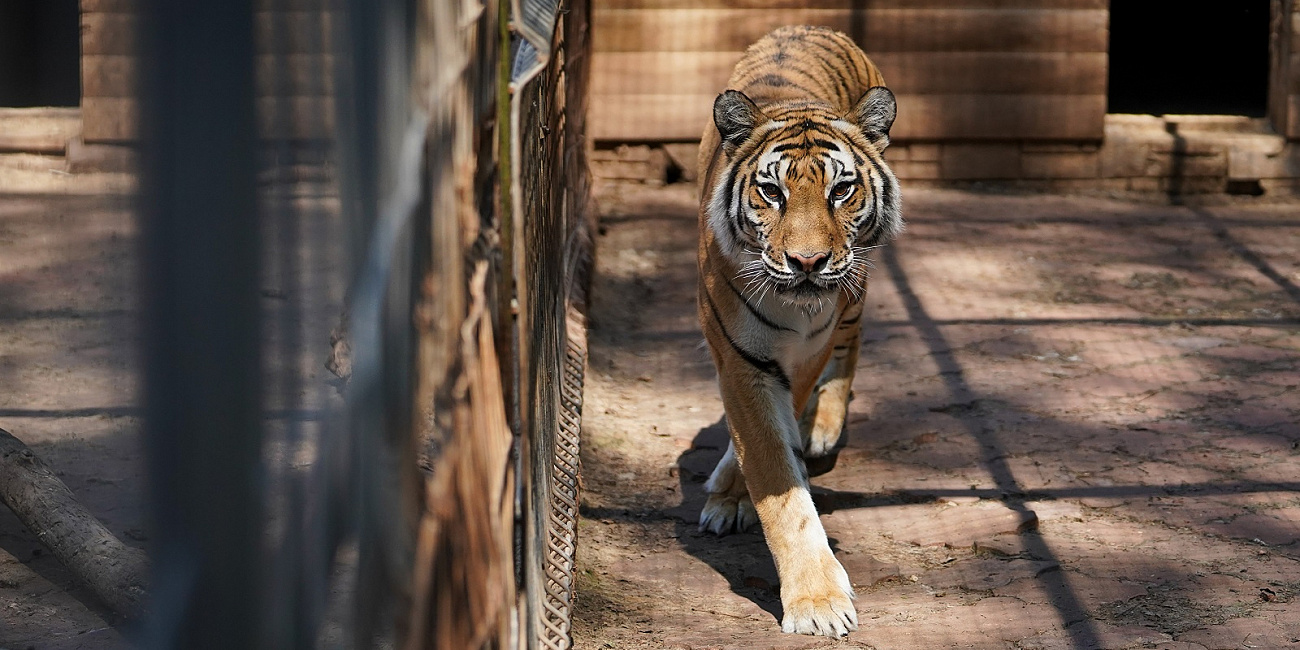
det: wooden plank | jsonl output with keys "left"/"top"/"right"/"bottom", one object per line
{"left": 1291, "top": 53, "right": 1300, "bottom": 95}
{"left": 0, "top": 108, "right": 82, "bottom": 154}
{"left": 83, "top": 54, "right": 336, "bottom": 97}
{"left": 82, "top": 12, "right": 334, "bottom": 55}
{"left": 1293, "top": 12, "right": 1300, "bottom": 54}
{"left": 1290, "top": 95, "right": 1300, "bottom": 140}
{"left": 256, "top": 96, "right": 337, "bottom": 139}
{"left": 81, "top": 13, "right": 136, "bottom": 55}
{"left": 81, "top": 0, "right": 136, "bottom": 12}
{"left": 82, "top": 0, "right": 330, "bottom": 9}
{"left": 589, "top": 93, "right": 1105, "bottom": 141}
{"left": 81, "top": 55, "right": 135, "bottom": 98}
{"left": 82, "top": 97, "right": 137, "bottom": 142}
{"left": 593, "top": 51, "right": 1106, "bottom": 96}
{"left": 599, "top": 0, "right": 1106, "bottom": 8}
{"left": 83, "top": 97, "right": 335, "bottom": 142}
{"left": 591, "top": 9, "right": 1109, "bottom": 53}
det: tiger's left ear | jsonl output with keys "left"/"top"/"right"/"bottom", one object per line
{"left": 848, "top": 86, "right": 896, "bottom": 150}
{"left": 714, "top": 90, "right": 767, "bottom": 157}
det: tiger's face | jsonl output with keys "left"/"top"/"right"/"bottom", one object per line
{"left": 708, "top": 89, "right": 902, "bottom": 309}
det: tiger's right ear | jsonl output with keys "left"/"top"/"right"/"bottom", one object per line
{"left": 848, "top": 86, "right": 896, "bottom": 150}
{"left": 714, "top": 90, "right": 766, "bottom": 156}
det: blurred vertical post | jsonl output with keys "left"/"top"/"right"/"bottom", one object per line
{"left": 136, "top": 1, "right": 263, "bottom": 649}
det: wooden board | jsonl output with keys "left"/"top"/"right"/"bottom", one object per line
{"left": 80, "top": 0, "right": 135, "bottom": 12}
{"left": 592, "top": 9, "right": 1108, "bottom": 53}
{"left": 1291, "top": 53, "right": 1300, "bottom": 95}
{"left": 83, "top": 0, "right": 334, "bottom": 9}
{"left": 600, "top": 0, "right": 1106, "bottom": 9}
{"left": 589, "top": 93, "right": 1106, "bottom": 141}
{"left": 82, "top": 54, "right": 336, "bottom": 98}
{"left": 83, "top": 97, "right": 335, "bottom": 142}
{"left": 1293, "top": 11, "right": 1300, "bottom": 54}
{"left": 81, "top": 12, "right": 334, "bottom": 55}
{"left": 0, "top": 108, "right": 82, "bottom": 154}
{"left": 593, "top": 52, "right": 1106, "bottom": 96}
{"left": 1291, "top": 95, "right": 1300, "bottom": 140}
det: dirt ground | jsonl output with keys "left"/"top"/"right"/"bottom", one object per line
{"left": 0, "top": 195, "right": 141, "bottom": 649}
{"left": 3, "top": 180, "right": 1299, "bottom": 650}
{"left": 574, "top": 181, "right": 1300, "bottom": 649}
{"left": 0, "top": 187, "right": 345, "bottom": 649}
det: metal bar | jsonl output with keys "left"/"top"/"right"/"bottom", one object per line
{"left": 137, "top": 1, "right": 263, "bottom": 648}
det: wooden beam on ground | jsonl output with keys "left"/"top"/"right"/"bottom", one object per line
{"left": 0, "top": 427, "right": 148, "bottom": 619}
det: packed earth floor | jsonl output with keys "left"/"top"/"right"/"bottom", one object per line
{"left": 574, "top": 182, "right": 1300, "bottom": 650}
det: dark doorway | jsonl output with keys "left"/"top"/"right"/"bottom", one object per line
{"left": 1108, "top": 1, "right": 1270, "bottom": 116}
{"left": 0, "top": 0, "right": 80, "bottom": 107}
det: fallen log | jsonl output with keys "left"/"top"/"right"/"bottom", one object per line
{"left": 0, "top": 427, "right": 148, "bottom": 618}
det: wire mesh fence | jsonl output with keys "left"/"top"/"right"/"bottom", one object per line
{"left": 133, "top": 0, "right": 591, "bottom": 647}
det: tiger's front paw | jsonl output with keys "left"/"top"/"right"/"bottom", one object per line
{"left": 780, "top": 553, "right": 857, "bottom": 637}
{"left": 805, "top": 419, "right": 842, "bottom": 458}
{"left": 698, "top": 493, "right": 759, "bottom": 536}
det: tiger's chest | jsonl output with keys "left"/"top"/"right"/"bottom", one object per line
{"left": 731, "top": 293, "right": 842, "bottom": 371}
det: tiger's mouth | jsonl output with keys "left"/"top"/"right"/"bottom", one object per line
{"left": 777, "top": 277, "right": 834, "bottom": 297}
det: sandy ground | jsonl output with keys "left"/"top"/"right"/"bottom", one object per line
{"left": 0, "top": 195, "right": 141, "bottom": 648}
{"left": 574, "top": 181, "right": 1300, "bottom": 650}
{"left": 0, "top": 185, "right": 346, "bottom": 649}
{"left": 4, "top": 180, "right": 1299, "bottom": 650}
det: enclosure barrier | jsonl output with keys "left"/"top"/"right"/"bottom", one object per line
{"left": 136, "top": 0, "right": 591, "bottom": 647}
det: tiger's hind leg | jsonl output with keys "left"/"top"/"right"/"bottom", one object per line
{"left": 699, "top": 441, "right": 759, "bottom": 535}
{"left": 799, "top": 303, "right": 862, "bottom": 474}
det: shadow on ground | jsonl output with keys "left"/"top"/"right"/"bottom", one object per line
{"left": 575, "top": 182, "right": 1300, "bottom": 650}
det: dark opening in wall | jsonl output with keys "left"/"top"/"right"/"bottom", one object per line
{"left": 0, "top": 0, "right": 80, "bottom": 107}
{"left": 1109, "top": 1, "right": 1270, "bottom": 117}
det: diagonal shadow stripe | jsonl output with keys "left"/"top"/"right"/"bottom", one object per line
{"left": 1189, "top": 206, "right": 1300, "bottom": 305}
{"left": 882, "top": 243, "right": 1104, "bottom": 647}
{"left": 812, "top": 481, "right": 1300, "bottom": 511}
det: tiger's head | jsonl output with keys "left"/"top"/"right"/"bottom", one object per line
{"left": 707, "top": 88, "right": 902, "bottom": 309}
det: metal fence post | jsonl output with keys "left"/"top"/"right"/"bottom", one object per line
{"left": 137, "top": 1, "right": 263, "bottom": 648}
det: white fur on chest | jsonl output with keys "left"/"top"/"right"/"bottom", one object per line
{"left": 730, "top": 290, "right": 839, "bottom": 372}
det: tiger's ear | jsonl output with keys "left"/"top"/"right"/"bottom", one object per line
{"left": 714, "top": 90, "right": 766, "bottom": 156}
{"left": 848, "top": 86, "right": 896, "bottom": 150}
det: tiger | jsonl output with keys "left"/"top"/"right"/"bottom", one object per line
{"left": 695, "top": 25, "right": 902, "bottom": 637}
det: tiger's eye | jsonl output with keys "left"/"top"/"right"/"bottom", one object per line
{"left": 830, "top": 183, "right": 853, "bottom": 201}
{"left": 758, "top": 183, "right": 782, "bottom": 202}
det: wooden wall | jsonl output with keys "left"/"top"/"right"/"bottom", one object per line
{"left": 1270, "top": 0, "right": 1300, "bottom": 138}
{"left": 590, "top": 0, "right": 1109, "bottom": 143}
{"left": 80, "top": 0, "right": 335, "bottom": 143}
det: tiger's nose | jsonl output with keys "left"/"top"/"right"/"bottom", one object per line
{"left": 787, "top": 251, "right": 829, "bottom": 273}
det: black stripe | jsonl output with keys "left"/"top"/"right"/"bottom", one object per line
{"left": 839, "top": 315, "right": 861, "bottom": 326}
{"left": 719, "top": 168, "right": 745, "bottom": 246}
{"left": 735, "top": 174, "right": 756, "bottom": 239}
{"left": 772, "top": 141, "right": 810, "bottom": 153}
{"left": 722, "top": 273, "right": 796, "bottom": 333}
{"left": 703, "top": 289, "right": 791, "bottom": 389}
{"left": 803, "top": 36, "right": 854, "bottom": 102}
{"left": 863, "top": 151, "right": 893, "bottom": 244}
{"left": 808, "top": 309, "right": 837, "bottom": 338}
{"left": 811, "top": 138, "right": 841, "bottom": 152}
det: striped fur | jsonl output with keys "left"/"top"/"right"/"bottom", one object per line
{"left": 695, "top": 26, "right": 902, "bottom": 637}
